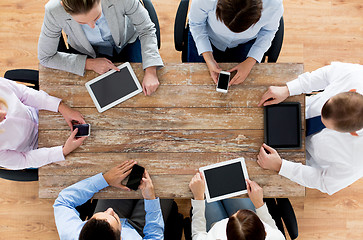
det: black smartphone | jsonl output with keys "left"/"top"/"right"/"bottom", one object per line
{"left": 73, "top": 124, "right": 91, "bottom": 137}
{"left": 126, "top": 164, "right": 145, "bottom": 191}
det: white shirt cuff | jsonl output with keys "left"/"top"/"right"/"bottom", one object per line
{"left": 286, "top": 79, "right": 302, "bottom": 96}
{"left": 278, "top": 159, "right": 296, "bottom": 179}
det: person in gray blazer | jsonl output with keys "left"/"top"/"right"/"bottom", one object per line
{"left": 38, "top": 0, "right": 163, "bottom": 95}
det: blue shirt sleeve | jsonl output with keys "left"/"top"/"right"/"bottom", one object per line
{"left": 53, "top": 173, "right": 109, "bottom": 240}
{"left": 247, "top": 4, "right": 284, "bottom": 62}
{"left": 143, "top": 198, "right": 164, "bottom": 240}
{"left": 188, "top": 0, "right": 215, "bottom": 55}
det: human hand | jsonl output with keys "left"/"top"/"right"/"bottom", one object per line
{"left": 189, "top": 172, "right": 205, "bottom": 200}
{"left": 58, "top": 102, "right": 86, "bottom": 130}
{"left": 258, "top": 86, "right": 290, "bottom": 107}
{"left": 228, "top": 57, "right": 256, "bottom": 85}
{"left": 103, "top": 160, "right": 137, "bottom": 190}
{"left": 62, "top": 128, "right": 87, "bottom": 156}
{"left": 142, "top": 66, "right": 159, "bottom": 96}
{"left": 139, "top": 170, "right": 156, "bottom": 200}
{"left": 257, "top": 143, "right": 282, "bottom": 172}
{"left": 85, "top": 58, "right": 120, "bottom": 74}
{"left": 203, "top": 52, "right": 221, "bottom": 84}
{"left": 246, "top": 179, "right": 264, "bottom": 209}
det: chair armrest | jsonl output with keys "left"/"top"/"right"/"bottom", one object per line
{"left": 142, "top": 0, "right": 161, "bottom": 49}
{"left": 276, "top": 198, "right": 298, "bottom": 239}
{"left": 174, "top": 0, "right": 190, "bottom": 51}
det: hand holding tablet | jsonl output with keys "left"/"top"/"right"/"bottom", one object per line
{"left": 199, "top": 158, "right": 249, "bottom": 203}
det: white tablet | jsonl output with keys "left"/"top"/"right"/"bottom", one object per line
{"left": 199, "top": 157, "right": 249, "bottom": 203}
{"left": 85, "top": 62, "right": 142, "bottom": 112}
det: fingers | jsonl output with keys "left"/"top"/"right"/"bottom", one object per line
{"left": 258, "top": 91, "right": 273, "bottom": 107}
{"left": 228, "top": 66, "right": 238, "bottom": 73}
{"left": 262, "top": 143, "right": 276, "bottom": 154}
{"left": 70, "top": 128, "right": 78, "bottom": 138}
{"left": 229, "top": 75, "right": 239, "bottom": 86}
{"left": 109, "top": 63, "right": 119, "bottom": 72}
{"left": 144, "top": 170, "right": 151, "bottom": 179}
{"left": 142, "top": 84, "right": 147, "bottom": 96}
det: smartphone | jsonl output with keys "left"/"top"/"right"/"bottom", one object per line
{"left": 73, "top": 124, "right": 91, "bottom": 137}
{"left": 126, "top": 164, "right": 145, "bottom": 191}
{"left": 216, "top": 71, "right": 231, "bottom": 93}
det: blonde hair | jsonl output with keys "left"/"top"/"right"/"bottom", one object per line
{"left": 0, "top": 97, "right": 8, "bottom": 133}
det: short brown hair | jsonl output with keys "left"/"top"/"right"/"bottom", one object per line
{"left": 216, "top": 0, "right": 262, "bottom": 33}
{"left": 226, "top": 209, "right": 266, "bottom": 240}
{"left": 62, "top": 0, "right": 100, "bottom": 15}
{"left": 322, "top": 92, "right": 363, "bottom": 132}
{"left": 79, "top": 218, "right": 120, "bottom": 240}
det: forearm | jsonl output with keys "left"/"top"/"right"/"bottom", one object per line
{"left": 143, "top": 198, "right": 164, "bottom": 240}
{"left": 191, "top": 199, "right": 208, "bottom": 240}
{"left": 0, "top": 147, "right": 64, "bottom": 170}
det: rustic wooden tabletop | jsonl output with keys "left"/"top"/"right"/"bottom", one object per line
{"left": 38, "top": 63, "right": 305, "bottom": 199}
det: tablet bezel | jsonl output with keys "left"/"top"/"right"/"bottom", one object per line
{"left": 199, "top": 157, "right": 249, "bottom": 203}
{"left": 264, "top": 102, "right": 302, "bottom": 149}
{"left": 85, "top": 62, "right": 142, "bottom": 113}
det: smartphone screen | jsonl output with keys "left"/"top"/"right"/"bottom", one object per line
{"left": 217, "top": 72, "right": 230, "bottom": 90}
{"left": 73, "top": 124, "right": 90, "bottom": 137}
{"left": 126, "top": 164, "right": 145, "bottom": 191}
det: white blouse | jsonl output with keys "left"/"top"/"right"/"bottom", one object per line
{"left": 0, "top": 77, "right": 64, "bottom": 170}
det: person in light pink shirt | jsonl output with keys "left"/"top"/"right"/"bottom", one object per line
{"left": 0, "top": 77, "right": 87, "bottom": 170}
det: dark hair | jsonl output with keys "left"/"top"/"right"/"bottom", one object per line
{"left": 226, "top": 209, "right": 266, "bottom": 240}
{"left": 215, "top": 0, "right": 262, "bottom": 33}
{"left": 62, "top": 0, "right": 100, "bottom": 15}
{"left": 322, "top": 92, "right": 363, "bottom": 132}
{"left": 79, "top": 218, "right": 120, "bottom": 240}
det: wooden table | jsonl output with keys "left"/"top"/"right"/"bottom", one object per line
{"left": 38, "top": 63, "right": 305, "bottom": 199}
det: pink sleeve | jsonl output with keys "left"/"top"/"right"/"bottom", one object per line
{"left": 0, "top": 146, "right": 65, "bottom": 170}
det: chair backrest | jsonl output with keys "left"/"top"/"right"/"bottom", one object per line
{"left": 4, "top": 69, "right": 39, "bottom": 90}
{"left": 142, "top": 0, "right": 161, "bottom": 49}
{"left": 174, "top": 1, "right": 284, "bottom": 63}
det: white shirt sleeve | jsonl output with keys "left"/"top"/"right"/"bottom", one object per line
{"left": 1, "top": 77, "right": 61, "bottom": 112}
{"left": 279, "top": 158, "right": 353, "bottom": 195}
{"left": 256, "top": 203, "right": 285, "bottom": 239}
{"left": 188, "top": 0, "right": 214, "bottom": 55}
{"left": 286, "top": 64, "right": 335, "bottom": 96}
{"left": 0, "top": 146, "right": 65, "bottom": 170}
{"left": 191, "top": 199, "right": 208, "bottom": 240}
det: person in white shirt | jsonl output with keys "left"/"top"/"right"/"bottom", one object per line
{"left": 257, "top": 62, "right": 363, "bottom": 195}
{"left": 0, "top": 77, "right": 87, "bottom": 170}
{"left": 189, "top": 172, "right": 285, "bottom": 240}
{"left": 188, "top": 0, "right": 283, "bottom": 85}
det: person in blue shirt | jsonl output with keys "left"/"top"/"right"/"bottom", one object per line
{"left": 188, "top": 0, "right": 283, "bottom": 85}
{"left": 54, "top": 160, "right": 171, "bottom": 240}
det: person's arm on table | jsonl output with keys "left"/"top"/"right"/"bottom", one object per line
{"left": 189, "top": 0, "right": 221, "bottom": 83}
{"left": 189, "top": 172, "right": 208, "bottom": 240}
{"left": 54, "top": 161, "right": 136, "bottom": 239}
{"left": 246, "top": 179, "right": 285, "bottom": 239}
{"left": 257, "top": 143, "right": 348, "bottom": 195}
{"left": 120, "top": 0, "right": 163, "bottom": 95}
{"left": 258, "top": 64, "right": 337, "bottom": 106}
{"left": 139, "top": 170, "right": 164, "bottom": 240}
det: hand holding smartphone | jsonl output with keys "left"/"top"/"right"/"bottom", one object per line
{"left": 126, "top": 164, "right": 145, "bottom": 191}
{"left": 73, "top": 124, "right": 91, "bottom": 137}
{"left": 216, "top": 71, "right": 231, "bottom": 93}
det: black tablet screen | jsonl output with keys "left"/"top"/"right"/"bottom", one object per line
{"left": 204, "top": 162, "right": 246, "bottom": 199}
{"left": 89, "top": 67, "right": 139, "bottom": 108}
{"left": 265, "top": 103, "right": 301, "bottom": 148}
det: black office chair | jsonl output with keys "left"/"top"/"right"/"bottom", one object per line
{"left": 58, "top": 0, "right": 161, "bottom": 52}
{"left": 1, "top": 69, "right": 40, "bottom": 182}
{"left": 174, "top": 0, "right": 284, "bottom": 63}
{"left": 183, "top": 198, "right": 298, "bottom": 240}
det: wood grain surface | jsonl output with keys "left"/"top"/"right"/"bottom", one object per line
{"left": 38, "top": 63, "right": 305, "bottom": 199}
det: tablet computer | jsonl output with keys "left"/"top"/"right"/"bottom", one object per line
{"left": 85, "top": 62, "right": 142, "bottom": 112}
{"left": 264, "top": 102, "right": 302, "bottom": 149}
{"left": 199, "top": 158, "right": 249, "bottom": 203}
